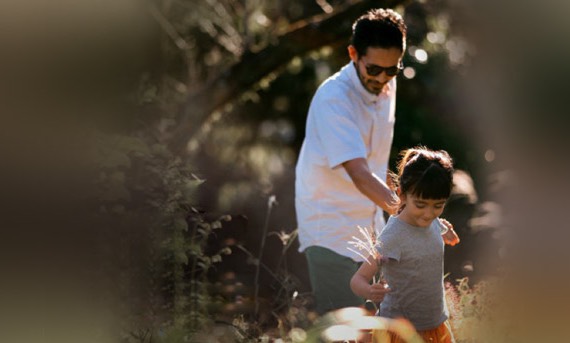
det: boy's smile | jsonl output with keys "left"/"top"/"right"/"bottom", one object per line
{"left": 398, "top": 194, "right": 447, "bottom": 228}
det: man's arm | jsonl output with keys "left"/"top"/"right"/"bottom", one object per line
{"left": 343, "top": 158, "right": 400, "bottom": 215}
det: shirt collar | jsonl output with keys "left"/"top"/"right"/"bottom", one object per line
{"left": 346, "top": 62, "right": 393, "bottom": 104}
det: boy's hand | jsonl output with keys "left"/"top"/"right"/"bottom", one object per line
{"left": 368, "top": 281, "right": 391, "bottom": 303}
{"left": 440, "top": 218, "right": 460, "bottom": 246}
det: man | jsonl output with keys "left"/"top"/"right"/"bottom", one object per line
{"left": 295, "top": 8, "right": 458, "bottom": 314}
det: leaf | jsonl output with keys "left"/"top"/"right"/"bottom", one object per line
{"left": 174, "top": 217, "right": 188, "bottom": 232}
{"left": 211, "top": 254, "right": 222, "bottom": 263}
{"left": 176, "top": 251, "right": 188, "bottom": 265}
{"left": 187, "top": 243, "right": 201, "bottom": 255}
{"left": 182, "top": 179, "right": 205, "bottom": 203}
{"left": 219, "top": 214, "right": 232, "bottom": 221}
{"left": 198, "top": 222, "right": 211, "bottom": 232}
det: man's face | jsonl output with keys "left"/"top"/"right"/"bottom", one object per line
{"left": 349, "top": 46, "right": 403, "bottom": 95}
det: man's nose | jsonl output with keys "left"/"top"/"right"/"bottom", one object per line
{"left": 375, "top": 71, "right": 392, "bottom": 83}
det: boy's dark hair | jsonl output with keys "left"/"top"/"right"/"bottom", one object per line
{"left": 396, "top": 147, "right": 454, "bottom": 200}
{"left": 351, "top": 8, "right": 407, "bottom": 57}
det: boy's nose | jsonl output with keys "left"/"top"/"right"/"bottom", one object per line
{"left": 423, "top": 208, "right": 437, "bottom": 219}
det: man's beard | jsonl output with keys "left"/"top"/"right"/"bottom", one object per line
{"left": 355, "top": 63, "right": 385, "bottom": 95}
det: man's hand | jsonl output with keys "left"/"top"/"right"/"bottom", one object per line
{"left": 342, "top": 158, "right": 401, "bottom": 215}
{"left": 367, "top": 281, "right": 391, "bottom": 303}
{"left": 385, "top": 191, "right": 401, "bottom": 215}
{"left": 440, "top": 218, "right": 460, "bottom": 246}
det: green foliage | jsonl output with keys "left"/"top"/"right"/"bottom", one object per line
{"left": 93, "top": 129, "right": 236, "bottom": 341}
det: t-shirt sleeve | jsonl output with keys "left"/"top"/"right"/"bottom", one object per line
{"left": 377, "top": 227, "right": 401, "bottom": 261}
{"left": 312, "top": 96, "right": 367, "bottom": 169}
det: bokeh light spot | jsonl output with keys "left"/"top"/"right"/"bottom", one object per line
{"left": 403, "top": 67, "right": 416, "bottom": 79}
{"left": 427, "top": 31, "right": 445, "bottom": 44}
{"left": 414, "top": 49, "right": 428, "bottom": 63}
{"left": 485, "top": 149, "right": 496, "bottom": 162}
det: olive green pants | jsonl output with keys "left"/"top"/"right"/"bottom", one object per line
{"left": 305, "top": 246, "right": 364, "bottom": 314}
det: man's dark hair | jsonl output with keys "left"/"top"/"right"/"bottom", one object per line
{"left": 351, "top": 8, "right": 407, "bottom": 57}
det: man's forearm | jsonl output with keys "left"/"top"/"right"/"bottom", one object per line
{"left": 343, "top": 158, "right": 399, "bottom": 214}
{"left": 356, "top": 173, "right": 398, "bottom": 214}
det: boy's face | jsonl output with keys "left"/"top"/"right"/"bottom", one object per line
{"left": 399, "top": 194, "right": 447, "bottom": 228}
{"left": 348, "top": 46, "right": 403, "bottom": 95}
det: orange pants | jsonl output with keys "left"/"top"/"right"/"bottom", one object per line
{"left": 374, "top": 321, "right": 455, "bottom": 343}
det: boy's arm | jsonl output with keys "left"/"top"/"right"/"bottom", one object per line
{"left": 350, "top": 255, "right": 391, "bottom": 303}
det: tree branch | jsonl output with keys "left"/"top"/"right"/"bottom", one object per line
{"left": 169, "top": 0, "right": 409, "bottom": 153}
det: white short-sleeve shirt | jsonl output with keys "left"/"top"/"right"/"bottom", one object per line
{"left": 295, "top": 62, "right": 397, "bottom": 261}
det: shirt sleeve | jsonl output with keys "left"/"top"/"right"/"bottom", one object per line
{"left": 377, "top": 227, "right": 401, "bottom": 261}
{"left": 311, "top": 96, "right": 367, "bottom": 169}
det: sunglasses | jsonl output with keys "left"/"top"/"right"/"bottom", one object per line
{"left": 362, "top": 61, "right": 403, "bottom": 77}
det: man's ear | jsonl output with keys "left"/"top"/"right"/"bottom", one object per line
{"left": 348, "top": 45, "right": 358, "bottom": 63}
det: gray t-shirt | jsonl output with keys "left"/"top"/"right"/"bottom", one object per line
{"left": 377, "top": 216, "right": 448, "bottom": 330}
